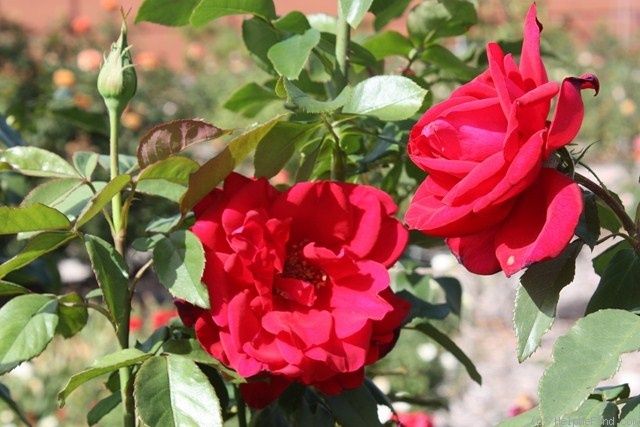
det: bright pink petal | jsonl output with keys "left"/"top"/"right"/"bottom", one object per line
{"left": 494, "top": 168, "right": 583, "bottom": 276}
{"left": 519, "top": 3, "right": 548, "bottom": 87}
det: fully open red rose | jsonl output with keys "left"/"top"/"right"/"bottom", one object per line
{"left": 177, "top": 173, "right": 409, "bottom": 408}
{"left": 405, "top": 3, "right": 599, "bottom": 277}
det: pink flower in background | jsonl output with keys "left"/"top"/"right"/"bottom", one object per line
{"left": 177, "top": 173, "right": 410, "bottom": 408}
{"left": 151, "top": 309, "right": 178, "bottom": 329}
{"left": 405, "top": 3, "right": 599, "bottom": 276}
{"left": 393, "top": 412, "right": 435, "bottom": 427}
{"left": 77, "top": 49, "right": 103, "bottom": 73}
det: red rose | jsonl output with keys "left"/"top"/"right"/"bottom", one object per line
{"left": 405, "top": 3, "right": 599, "bottom": 276}
{"left": 177, "top": 173, "right": 409, "bottom": 407}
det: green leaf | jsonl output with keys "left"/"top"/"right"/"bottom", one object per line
{"left": 136, "top": 180, "right": 187, "bottom": 203}
{"left": 254, "top": 121, "right": 320, "bottom": 179}
{"left": 56, "top": 292, "right": 89, "bottom": 339}
{"left": 0, "top": 281, "right": 30, "bottom": 296}
{"left": 0, "top": 294, "right": 58, "bottom": 375}
{"left": 274, "top": 11, "right": 311, "bottom": 34}
{"left": 420, "top": 44, "right": 478, "bottom": 81}
{"left": 342, "top": 76, "right": 427, "bottom": 121}
{"left": 0, "top": 383, "right": 32, "bottom": 427}
{"left": 137, "top": 119, "right": 229, "bottom": 169}
{"left": 267, "top": 29, "right": 321, "bottom": 80}
{"left": 597, "top": 197, "right": 623, "bottom": 234}
{"left": 435, "top": 276, "right": 462, "bottom": 316}
{"left": 585, "top": 248, "right": 640, "bottom": 314}
{"left": 593, "top": 240, "right": 632, "bottom": 277}
{"left": 75, "top": 174, "right": 131, "bottom": 229}
{"left": 98, "top": 154, "right": 138, "bottom": 175}
{"left": 575, "top": 192, "right": 600, "bottom": 249}
{"left": 191, "top": 0, "right": 276, "bottom": 27}
{"left": 0, "top": 204, "right": 71, "bottom": 234}
{"left": 180, "top": 115, "right": 283, "bottom": 214}
{"left": 134, "top": 355, "right": 223, "bottom": 427}
{"left": 514, "top": 241, "right": 582, "bottom": 362}
{"left": 413, "top": 321, "right": 482, "bottom": 384}
{"left": 223, "top": 82, "right": 280, "bottom": 118}
{"left": 132, "top": 235, "right": 166, "bottom": 252}
{"left": 621, "top": 396, "right": 640, "bottom": 422}
{"left": 538, "top": 309, "right": 640, "bottom": 423}
{"left": 397, "top": 290, "right": 450, "bottom": 321}
{"left": 72, "top": 151, "right": 99, "bottom": 180}
{"left": 153, "top": 230, "right": 209, "bottom": 309}
{"left": 361, "top": 30, "right": 413, "bottom": 60}
{"left": 57, "top": 349, "right": 151, "bottom": 407}
{"left": 21, "top": 178, "right": 84, "bottom": 209}
{"left": 87, "top": 392, "right": 121, "bottom": 426}
{"left": 495, "top": 407, "right": 541, "bottom": 427}
{"left": 565, "top": 399, "right": 618, "bottom": 426}
{"left": 145, "top": 214, "right": 183, "bottom": 234}
{"left": 0, "top": 232, "right": 75, "bottom": 280}
{"left": 162, "top": 338, "right": 242, "bottom": 380}
{"left": 325, "top": 383, "right": 382, "bottom": 427}
{"left": 84, "top": 235, "right": 129, "bottom": 330}
{"left": 370, "top": 0, "right": 412, "bottom": 31}
{"left": 242, "top": 17, "right": 280, "bottom": 74}
{"left": 283, "top": 79, "right": 352, "bottom": 113}
{"left": 339, "top": 0, "right": 374, "bottom": 28}
{"left": 135, "top": 0, "right": 200, "bottom": 26}
{"left": 407, "top": 0, "right": 477, "bottom": 43}
{"left": 0, "top": 146, "right": 81, "bottom": 178}
{"left": 592, "top": 383, "right": 630, "bottom": 401}
{"left": 137, "top": 156, "right": 199, "bottom": 184}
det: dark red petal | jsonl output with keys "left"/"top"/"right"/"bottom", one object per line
{"left": 239, "top": 375, "right": 292, "bottom": 409}
{"left": 446, "top": 228, "right": 502, "bottom": 275}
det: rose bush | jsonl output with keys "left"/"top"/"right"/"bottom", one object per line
{"left": 405, "top": 3, "right": 599, "bottom": 276}
{"left": 177, "top": 172, "right": 410, "bottom": 408}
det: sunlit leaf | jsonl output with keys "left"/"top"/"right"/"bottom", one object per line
{"left": 0, "top": 281, "right": 30, "bottom": 297}
{"left": 342, "top": 75, "right": 427, "bottom": 121}
{"left": 0, "top": 146, "right": 80, "bottom": 178}
{"left": 57, "top": 349, "right": 151, "bottom": 407}
{"left": 135, "top": 0, "right": 200, "bottom": 26}
{"left": 370, "top": 0, "right": 412, "bottom": 31}
{"left": 0, "top": 204, "right": 71, "bottom": 235}
{"left": 137, "top": 156, "right": 199, "bottom": 184}
{"left": 539, "top": 309, "right": 640, "bottom": 423}
{"left": 0, "top": 232, "right": 76, "bottom": 280}
{"left": 134, "top": 355, "right": 223, "bottom": 427}
{"left": 72, "top": 151, "right": 99, "bottom": 180}
{"left": 75, "top": 174, "right": 131, "bottom": 229}
{"left": 153, "top": 230, "right": 209, "bottom": 309}
{"left": 0, "top": 294, "right": 58, "bottom": 375}
{"left": 407, "top": 0, "right": 477, "bottom": 43}
{"left": 180, "top": 115, "right": 283, "bottom": 214}
{"left": 268, "top": 29, "right": 321, "bottom": 80}
{"left": 515, "top": 241, "right": 582, "bottom": 362}
{"left": 339, "top": 0, "right": 374, "bottom": 28}
{"left": 283, "top": 79, "right": 352, "bottom": 113}
{"left": 191, "top": 0, "right": 276, "bottom": 27}
{"left": 137, "top": 119, "right": 229, "bottom": 169}
{"left": 136, "top": 180, "right": 187, "bottom": 203}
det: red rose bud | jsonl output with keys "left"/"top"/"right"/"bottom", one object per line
{"left": 98, "top": 19, "right": 136, "bottom": 114}
{"left": 177, "top": 173, "right": 410, "bottom": 407}
{"left": 405, "top": 3, "right": 598, "bottom": 277}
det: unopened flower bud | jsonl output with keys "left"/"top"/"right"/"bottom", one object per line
{"left": 98, "top": 19, "right": 137, "bottom": 114}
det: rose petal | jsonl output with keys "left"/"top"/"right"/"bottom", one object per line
{"left": 494, "top": 168, "right": 583, "bottom": 276}
{"left": 519, "top": 3, "right": 548, "bottom": 87}
{"left": 446, "top": 227, "right": 502, "bottom": 275}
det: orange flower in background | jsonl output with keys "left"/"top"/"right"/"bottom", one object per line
{"left": 135, "top": 51, "right": 160, "bottom": 71}
{"left": 71, "top": 16, "right": 91, "bottom": 34}
{"left": 77, "top": 49, "right": 103, "bottom": 73}
{"left": 101, "top": 0, "right": 119, "bottom": 11}
{"left": 53, "top": 69, "right": 76, "bottom": 88}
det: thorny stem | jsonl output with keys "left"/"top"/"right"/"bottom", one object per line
{"left": 574, "top": 172, "right": 640, "bottom": 253}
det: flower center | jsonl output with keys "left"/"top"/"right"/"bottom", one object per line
{"left": 280, "top": 242, "right": 327, "bottom": 286}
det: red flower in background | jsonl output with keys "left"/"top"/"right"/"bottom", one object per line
{"left": 176, "top": 173, "right": 409, "bottom": 408}
{"left": 405, "top": 3, "right": 598, "bottom": 276}
{"left": 394, "top": 412, "right": 434, "bottom": 427}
